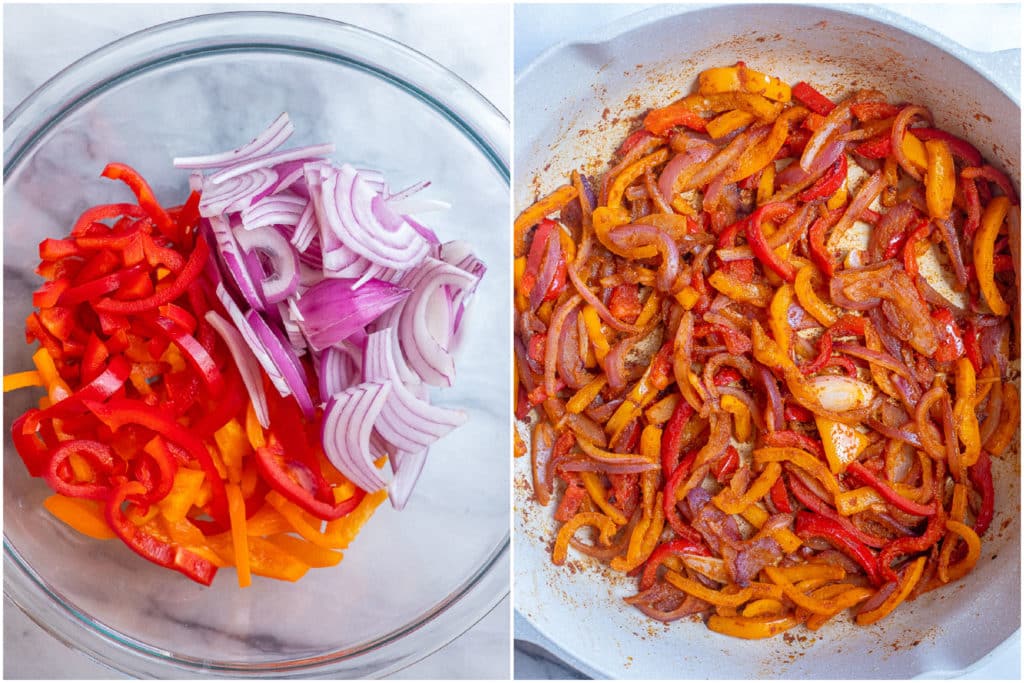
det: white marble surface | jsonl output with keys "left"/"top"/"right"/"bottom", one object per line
{"left": 3, "top": 3, "right": 510, "bottom": 680}
{"left": 513, "top": 3, "right": 1020, "bottom": 680}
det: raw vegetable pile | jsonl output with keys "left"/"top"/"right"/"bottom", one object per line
{"left": 514, "top": 63, "right": 1019, "bottom": 639}
{"left": 6, "top": 114, "right": 484, "bottom": 586}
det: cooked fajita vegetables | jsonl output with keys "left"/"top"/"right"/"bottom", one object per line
{"left": 7, "top": 115, "right": 484, "bottom": 586}
{"left": 514, "top": 63, "right": 1018, "bottom": 639}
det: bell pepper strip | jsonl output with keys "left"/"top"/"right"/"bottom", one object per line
{"left": 974, "top": 195, "right": 1011, "bottom": 316}
{"left": 580, "top": 472, "right": 629, "bottom": 525}
{"left": 644, "top": 104, "right": 707, "bottom": 136}
{"left": 93, "top": 233, "right": 209, "bottom": 314}
{"left": 638, "top": 538, "right": 710, "bottom": 591}
{"left": 100, "top": 163, "right": 176, "bottom": 241}
{"left": 84, "top": 397, "right": 229, "bottom": 525}
{"left": 984, "top": 382, "right": 1018, "bottom": 455}
{"left": 855, "top": 555, "right": 927, "bottom": 625}
{"left": 706, "top": 110, "right": 756, "bottom": 139}
{"left": 912, "top": 127, "right": 983, "bottom": 167}
{"left": 255, "top": 442, "right": 366, "bottom": 522}
{"left": 266, "top": 534, "right": 343, "bottom": 568}
{"left": 225, "top": 483, "right": 251, "bottom": 587}
{"left": 663, "top": 570, "right": 783, "bottom": 606}
{"left": 794, "top": 511, "right": 883, "bottom": 586}
{"left": 794, "top": 264, "right": 840, "bottom": 328}
{"left": 698, "top": 65, "right": 792, "bottom": 102}
{"left": 106, "top": 481, "right": 218, "bottom": 585}
{"left": 769, "top": 477, "right": 793, "bottom": 513}
{"left": 207, "top": 533, "right": 308, "bottom": 582}
{"left": 963, "top": 164, "right": 1019, "bottom": 204}
{"left": 514, "top": 185, "right": 578, "bottom": 257}
{"left": 753, "top": 447, "right": 841, "bottom": 501}
{"left": 43, "top": 494, "right": 117, "bottom": 540}
{"left": 844, "top": 462, "right": 935, "bottom": 517}
{"left": 707, "top": 614, "right": 801, "bottom": 639}
{"left": 746, "top": 202, "right": 798, "bottom": 282}
{"left": 924, "top": 139, "right": 956, "bottom": 220}
{"left": 43, "top": 439, "right": 115, "bottom": 501}
{"left": 938, "top": 521, "right": 981, "bottom": 583}
{"left": 4, "top": 370, "right": 43, "bottom": 392}
{"left": 713, "top": 462, "right": 781, "bottom": 515}
{"left": 552, "top": 512, "right": 618, "bottom": 565}
{"left": 791, "top": 82, "right": 835, "bottom": 115}
{"left": 799, "top": 155, "right": 847, "bottom": 203}
{"left": 969, "top": 451, "right": 994, "bottom": 536}
{"left": 606, "top": 148, "right": 671, "bottom": 212}
{"left": 902, "top": 219, "right": 931, "bottom": 281}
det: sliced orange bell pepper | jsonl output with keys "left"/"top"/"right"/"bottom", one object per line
{"left": 267, "top": 534, "right": 344, "bottom": 568}
{"left": 855, "top": 556, "right": 927, "bottom": 625}
{"left": 924, "top": 139, "right": 956, "bottom": 219}
{"left": 157, "top": 467, "right": 206, "bottom": 522}
{"left": 4, "top": 370, "right": 43, "bottom": 392}
{"left": 514, "top": 185, "right": 578, "bottom": 257}
{"left": 974, "top": 195, "right": 1010, "bottom": 316}
{"left": 553, "top": 512, "right": 617, "bottom": 565}
{"left": 44, "top": 494, "right": 116, "bottom": 539}
{"left": 226, "top": 483, "right": 251, "bottom": 587}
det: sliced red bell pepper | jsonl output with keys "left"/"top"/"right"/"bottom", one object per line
{"left": 84, "top": 397, "right": 229, "bottom": 525}
{"left": 105, "top": 481, "right": 218, "bottom": 585}
{"left": 963, "top": 320, "right": 984, "bottom": 374}
{"left": 608, "top": 283, "right": 643, "bottom": 324}
{"left": 660, "top": 399, "right": 695, "bottom": 476}
{"left": 931, "top": 308, "right": 965, "bottom": 363}
{"left": 11, "top": 411, "right": 53, "bottom": 477}
{"left": 792, "top": 82, "right": 836, "bottom": 115}
{"left": 644, "top": 104, "right": 707, "bottom": 136}
{"left": 850, "top": 101, "right": 900, "bottom": 121}
{"left": 519, "top": 218, "right": 556, "bottom": 299}
{"left": 770, "top": 476, "right": 792, "bottom": 513}
{"left": 846, "top": 462, "right": 936, "bottom": 516}
{"left": 798, "top": 154, "right": 847, "bottom": 202}
{"left": 969, "top": 451, "right": 994, "bottom": 536}
{"left": 93, "top": 234, "right": 209, "bottom": 314}
{"left": 527, "top": 333, "right": 547, "bottom": 365}
{"left": 639, "top": 538, "right": 710, "bottom": 591}
{"left": 762, "top": 429, "right": 827, "bottom": 461}
{"left": 254, "top": 441, "right": 365, "bottom": 522}
{"left": 150, "top": 316, "right": 224, "bottom": 396}
{"left": 44, "top": 439, "right": 116, "bottom": 500}
{"left": 71, "top": 202, "right": 147, "bottom": 236}
{"left": 100, "top": 163, "right": 177, "bottom": 241}
{"left": 711, "top": 445, "right": 740, "bottom": 482}
{"left": 23, "top": 356, "right": 131, "bottom": 432}
{"left": 903, "top": 219, "right": 931, "bottom": 281}
{"left": 795, "top": 511, "right": 882, "bottom": 586}
{"left": 663, "top": 449, "right": 702, "bottom": 543}
{"left": 714, "top": 368, "right": 743, "bottom": 386}
{"left": 33, "top": 279, "right": 70, "bottom": 309}
{"left": 854, "top": 134, "right": 893, "bottom": 160}
{"left": 746, "top": 202, "right": 798, "bottom": 282}
{"left": 784, "top": 402, "right": 814, "bottom": 423}
{"left": 618, "top": 129, "right": 656, "bottom": 157}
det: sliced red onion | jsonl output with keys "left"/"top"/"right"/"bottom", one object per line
{"left": 241, "top": 192, "right": 307, "bottom": 230}
{"left": 233, "top": 225, "right": 299, "bottom": 304}
{"left": 209, "top": 143, "right": 336, "bottom": 185}
{"left": 320, "top": 344, "right": 362, "bottom": 399}
{"left": 407, "top": 216, "right": 441, "bottom": 245}
{"left": 205, "top": 310, "right": 270, "bottom": 428}
{"left": 388, "top": 179, "right": 431, "bottom": 202}
{"left": 209, "top": 215, "right": 265, "bottom": 311}
{"left": 291, "top": 200, "right": 317, "bottom": 252}
{"left": 321, "top": 164, "right": 430, "bottom": 270}
{"left": 245, "top": 309, "right": 315, "bottom": 419}
{"left": 295, "top": 278, "right": 411, "bottom": 352}
{"left": 363, "top": 330, "right": 468, "bottom": 453}
{"left": 321, "top": 381, "right": 392, "bottom": 492}
{"left": 199, "top": 168, "right": 277, "bottom": 218}
{"left": 174, "top": 113, "right": 293, "bottom": 169}
{"left": 187, "top": 115, "right": 481, "bottom": 510}
{"left": 374, "top": 257, "right": 479, "bottom": 387}
{"left": 251, "top": 159, "right": 311, "bottom": 203}
{"left": 214, "top": 283, "right": 286, "bottom": 390}
{"left": 387, "top": 447, "right": 428, "bottom": 510}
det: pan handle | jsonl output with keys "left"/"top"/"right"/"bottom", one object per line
{"left": 514, "top": 610, "right": 594, "bottom": 678}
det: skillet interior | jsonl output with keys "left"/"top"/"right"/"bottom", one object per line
{"left": 514, "top": 4, "right": 1020, "bottom": 679}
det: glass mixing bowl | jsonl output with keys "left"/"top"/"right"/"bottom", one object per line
{"left": 4, "top": 11, "right": 509, "bottom": 678}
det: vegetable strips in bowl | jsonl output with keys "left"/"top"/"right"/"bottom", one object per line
{"left": 6, "top": 113, "right": 485, "bottom": 587}
{"left": 514, "top": 61, "right": 1019, "bottom": 640}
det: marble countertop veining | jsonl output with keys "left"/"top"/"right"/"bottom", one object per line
{"left": 3, "top": 3, "right": 510, "bottom": 680}
{"left": 513, "top": 2, "right": 1020, "bottom": 680}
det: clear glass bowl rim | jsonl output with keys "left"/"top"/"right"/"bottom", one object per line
{"left": 3, "top": 9, "right": 510, "bottom": 679}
